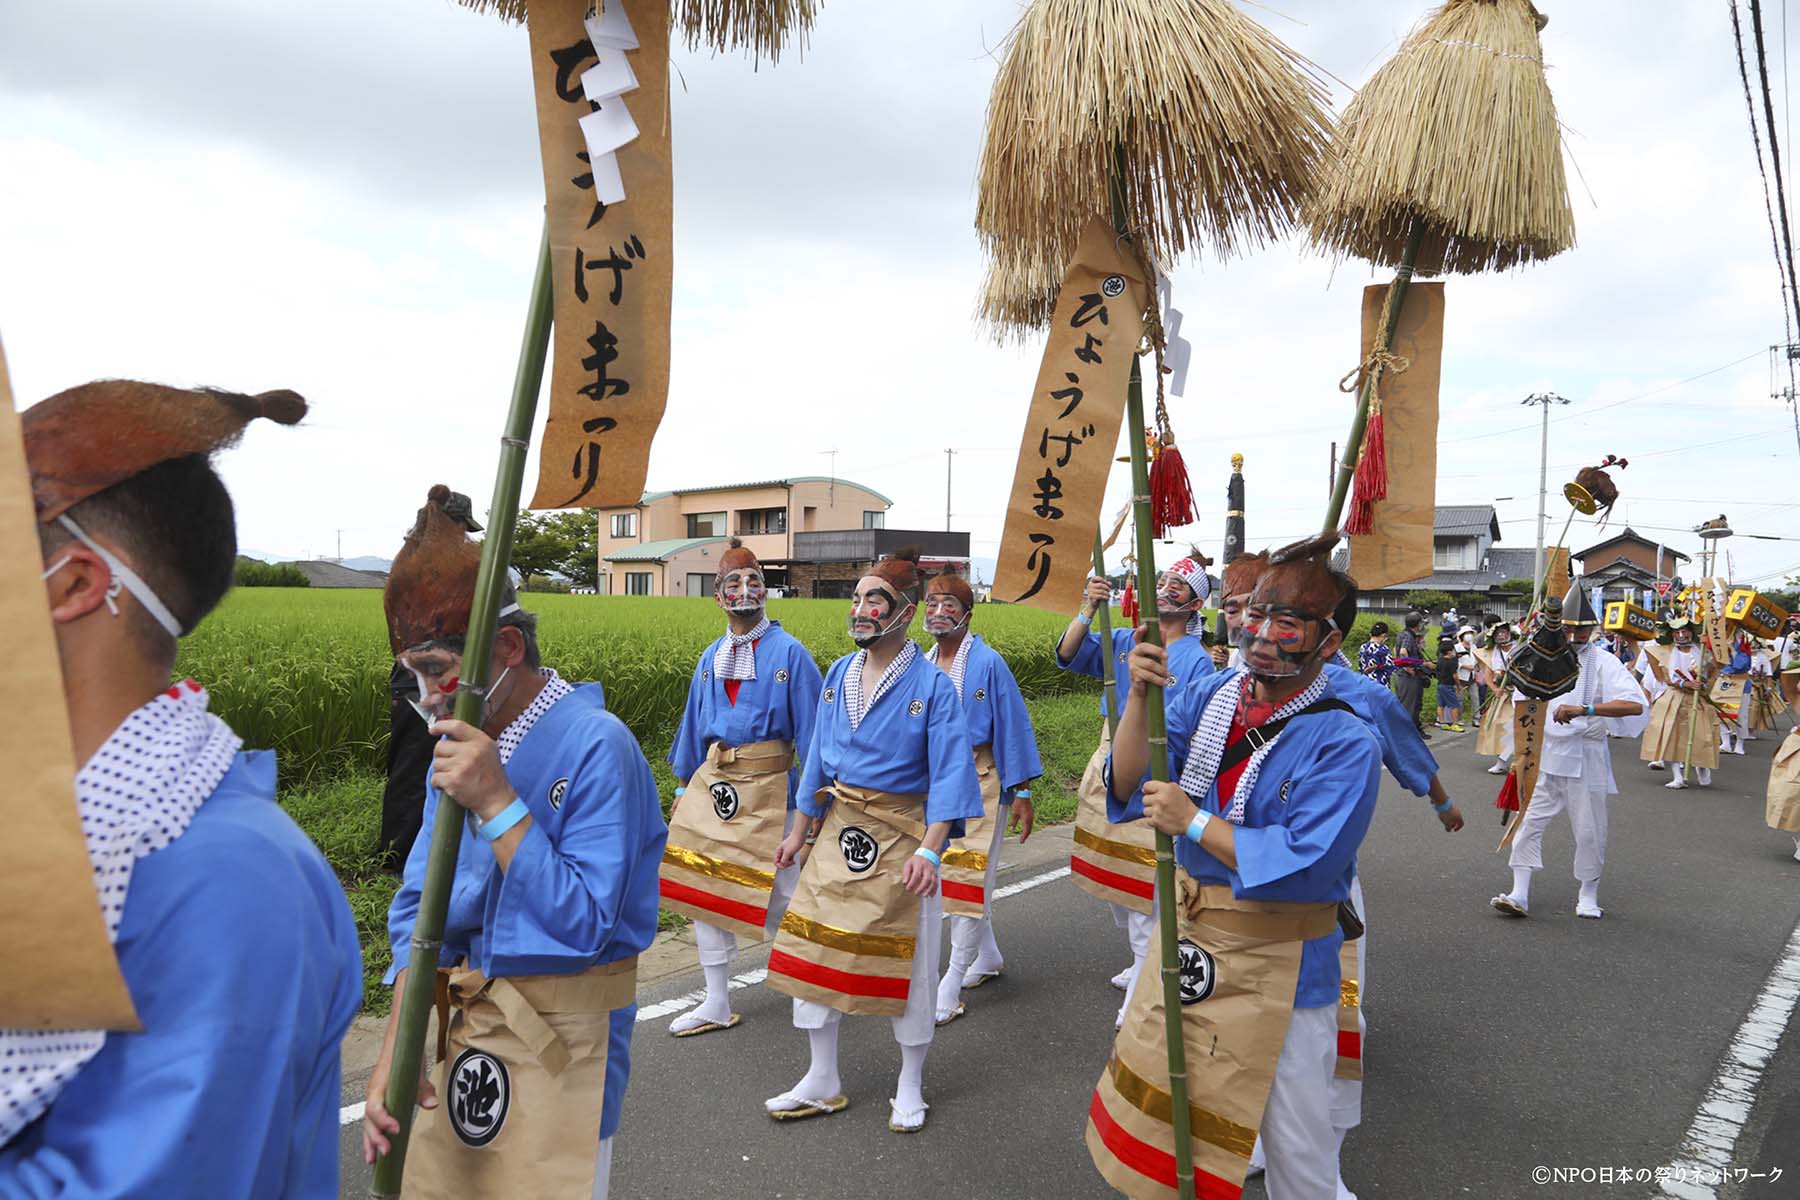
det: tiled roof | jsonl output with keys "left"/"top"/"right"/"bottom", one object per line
{"left": 629, "top": 476, "right": 894, "bottom": 507}
{"left": 1573, "top": 526, "right": 1690, "bottom": 563}
{"left": 1433, "top": 505, "right": 1500, "bottom": 538}
{"left": 605, "top": 536, "right": 726, "bottom": 563}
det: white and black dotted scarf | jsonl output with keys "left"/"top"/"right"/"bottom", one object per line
{"left": 845, "top": 640, "right": 918, "bottom": 731}
{"left": 0, "top": 681, "right": 239, "bottom": 1146}
{"left": 712, "top": 616, "right": 770, "bottom": 684}
{"left": 494, "top": 669, "right": 573, "bottom": 765}
{"left": 927, "top": 635, "right": 974, "bottom": 701}
{"left": 1178, "top": 669, "right": 1330, "bottom": 825}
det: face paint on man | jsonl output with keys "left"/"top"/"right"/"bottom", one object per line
{"left": 716, "top": 567, "right": 767, "bottom": 615}
{"left": 1155, "top": 573, "right": 1200, "bottom": 618}
{"left": 1236, "top": 604, "right": 1334, "bottom": 680}
{"left": 923, "top": 593, "right": 969, "bottom": 638}
{"left": 400, "top": 646, "right": 513, "bottom": 726}
{"left": 848, "top": 581, "right": 912, "bottom": 648}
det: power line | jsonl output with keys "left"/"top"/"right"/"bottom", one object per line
{"left": 1747, "top": 1, "right": 1800, "bottom": 336}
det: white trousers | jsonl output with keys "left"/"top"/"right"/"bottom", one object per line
{"left": 793, "top": 888, "right": 943, "bottom": 1046}
{"left": 1506, "top": 772, "right": 1607, "bottom": 883}
{"left": 947, "top": 809, "right": 1009, "bottom": 958}
{"left": 693, "top": 810, "right": 801, "bottom": 966}
{"left": 1110, "top": 901, "right": 1155, "bottom": 959}
{"left": 1330, "top": 878, "right": 1366, "bottom": 1134}
{"left": 1262, "top": 1004, "right": 1342, "bottom": 1200}
{"left": 590, "top": 1135, "right": 613, "bottom": 1200}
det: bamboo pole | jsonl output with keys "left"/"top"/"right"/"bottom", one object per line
{"left": 371, "top": 222, "right": 555, "bottom": 1199}
{"left": 1322, "top": 218, "right": 1426, "bottom": 535}
{"left": 1107, "top": 152, "right": 1196, "bottom": 1200}
{"left": 1093, "top": 532, "right": 1121, "bottom": 744}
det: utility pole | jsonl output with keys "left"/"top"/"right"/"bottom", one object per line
{"left": 336, "top": 529, "right": 343, "bottom": 563}
{"left": 1522, "top": 392, "right": 1570, "bottom": 598}
{"left": 1328, "top": 441, "right": 1336, "bottom": 503}
{"left": 820, "top": 449, "right": 838, "bottom": 509}
{"left": 944, "top": 448, "right": 956, "bottom": 532}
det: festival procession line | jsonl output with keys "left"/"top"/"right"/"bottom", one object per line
{"left": 337, "top": 863, "right": 1073, "bottom": 1127}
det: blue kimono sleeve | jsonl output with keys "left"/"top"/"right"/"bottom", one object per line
{"left": 795, "top": 688, "right": 832, "bottom": 818}
{"left": 1359, "top": 680, "right": 1438, "bottom": 796}
{"left": 0, "top": 830, "right": 360, "bottom": 1198}
{"left": 785, "top": 644, "right": 825, "bottom": 805}
{"left": 385, "top": 782, "right": 489, "bottom": 983}
{"left": 482, "top": 725, "right": 665, "bottom": 975}
{"left": 1232, "top": 724, "right": 1381, "bottom": 893}
{"left": 924, "top": 678, "right": 985, "bottom": 827}
{"left": 990, "top": 663, "right": 1044, "bottom": 794}
{"left": 667, "top": 653, "right": 712, "bottom": 782}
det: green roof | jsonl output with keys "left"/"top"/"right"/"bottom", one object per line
{"left": 605, "top": 536, "right": 726, "bottom": 563}
{"left": 627, "top": 477, "right": 893, "bottom": 507}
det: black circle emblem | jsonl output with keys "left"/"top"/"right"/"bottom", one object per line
{"left": 776, "top": 668, "right": 790, "bottom": 683}
{"left": 710, "top": 781, "right": 740, "bottom": 821}
{"left": 448, "top": 1048, "right": 510, "bottom": 1147}
{"left": 1102, "top": 274, "right": 1127, "bottom": 298}
{"left": 974, "top": 687, "right": 987, "bottom": 702}
{"left": 548, "top": 778, "right": 568, "bottom": 811}
{"left": 908, "top": 699, "right": 925, "bottom": 717}
{"left": 1176, "top": 938, "right": 1217, "bottom": 1005}
{"left": 839, "top": 825, "right": 879, "bottom": 873}
{"left": 823, "top": 687, "right": 836, "bottom": 704}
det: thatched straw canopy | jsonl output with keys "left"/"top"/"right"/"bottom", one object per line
{"left": 975, "top": 0, "right": 1333, "bottom": 340}
{"left": 1306, "top": 0, "right": 1573, "bottom": 276}
{"left": 455, "top": 0, "right": 815, "bottom": 61}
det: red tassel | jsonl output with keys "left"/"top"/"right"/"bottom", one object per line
{"left": 1344, "top": 410, "right": 1387, "bottom": 537}
{"left": 1148, "top": 445, "right": 1198, "bottom": 538}
{"left": 1121, "top": 578, "right": 1139, "bottom": 624}
{"left": 1494, "top": 771, "right": 1520, "bottom": 813}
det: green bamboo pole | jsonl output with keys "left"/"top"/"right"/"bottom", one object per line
{"left": 1093, "top": 532, "right": 1121, "bottom": 744}
{"left": 371, "top": 221, "right": 555, "bottom": 1199}
{"left": 1106, "top": 154, "right": 1195, "bottom": 1200}
{"left": 1322, "top": 218, "right": 1427, "bottom": 535}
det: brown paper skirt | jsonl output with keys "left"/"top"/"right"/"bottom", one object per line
{"left": 1334, "top": 937, "right": 1363, "bottom": 1083}
{"left": 1641, "top": 689, "right": 1720, "bottom": 767}
{"left": 657, "top": 739, "right": 794, "bottom": 940}
{"left": 405, "top": 958, "right": 636, "bottom": 1198}
{"left": 765, "top": 783, "right": 925, "bottom": 1018}
{"left": 1475, "top": 690, "right": 1514, "bottom": 758}
{"left": 1085, "top": 880, "right": 1336, "bottom": 1200}
{"left": 1071, "top": 724, "right": 1157, "bottom": 915}
{"left": 941, "top": 744, "right": 1003, "bottom": 918}
{"left": 1768, "top": 728, "right": 1800, "bottom": 833}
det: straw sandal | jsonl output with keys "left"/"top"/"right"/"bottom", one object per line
{"left": 962, "top": 966, "right": 1004, "bottom": 989}
{"left": 889, "top": 1099, "right": 929, "bottom": 1133}
{"left": 670, "top": 1012, "right": 740, "bottom": 1038}
{"left": 765, "top": 1092, "right": 849, "bottom": 1121}
{"left": 934, "top": 1004, "right": 966, "bottom": 1027}
{"left": 1489, "top": 894, "right": 1529, "bottom": 918}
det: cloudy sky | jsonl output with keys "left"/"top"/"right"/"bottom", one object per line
{"left": 3, "top": 0, "right": 1798, "bottom": 591}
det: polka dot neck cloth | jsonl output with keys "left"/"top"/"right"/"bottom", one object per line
{"left": 0, "top": 680, "right": 240, "bottom": 1146}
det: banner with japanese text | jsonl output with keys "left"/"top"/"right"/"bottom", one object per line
{"left": 993, "top": 221, "right": 1146, "bottom": 611}
{"left": 1348, "top": 282, "right": 1443, "bottom": 589}
{"left": 526, "top": 0, "right": 672, "bottom": 509}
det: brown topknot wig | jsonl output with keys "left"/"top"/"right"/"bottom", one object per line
{"left": 719, "top": 536, "right": 761, "bottom": 575}
{"left": 867, "top": 546, "right": 923, "bottom": 603}
{"left": 1255, "top": 532, "right": 1359, "bottom": 634}
{"left": 926, "top": 562, "right": 975, "bottom": 611}
{"left": 1220, "top": 550, "right": 1271, "bottom": 601}
{"left": 384, "top": 485, "right": 484, "bottom": 654}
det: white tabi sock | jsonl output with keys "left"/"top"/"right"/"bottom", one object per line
{"left": 793, "top": 1024, "right": 842, "bottom": 1102}
{"left": 698, "top": 962, "right": 732, "bottom": 1021}
{"left": 1511, "top": 867, "right": 1534, "bottom": 906}
{"left": 894, "top": 1041, "right": 930, "bottom": 1120}
{"left": 1577, "top": 881, "right": 1601, "bottom": 915}
{"left": 970, "top": 915, "right": 1004, "bottom": 975}
{"left": 937, "top": 919, "right": 979, "bottom": 1017}
{"left": 1697, "top": 766, "right": 1713, "bottom": 786}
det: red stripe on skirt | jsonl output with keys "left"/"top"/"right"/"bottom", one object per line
{"left": 766, "top": 948, "right": 913, "bottom": 1000}
{"left": 1071, "top": 854, "right": 1157, "bottom": 900}
{"left": 658, "top": 878, "right": 767, "bottom": 930}
{"left": 1087, "top": 1090, "right": 1244, "bottom": 1200}
{"left": 1338, "top": 1030, "right": 1362, "bottom": 1060}
{"left": 941, "top": 880, "right": 986, "bottom": 905}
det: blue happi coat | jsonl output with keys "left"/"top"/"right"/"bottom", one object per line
{"left": 1057, "top": 626, "right": 1216, "bottom": 719}
{"left": 1324, "top": 661, "right": 1438, "bottom": 797}
{"left": 937, "top": 634, "right": 1044, "bottom": 799}
{"left": 668, "top": 622, "right": 823, "bottom": 803}
{"left": 386, "top": 684, "right": 667, "bottom": 1140}
{"left": 796, "top": 649, "right": 985, "bottom": 830}
{"left": 0, "top": 752, "right": 362, "bottom": 1199}
{"left": 1109, "top": 669, "right": 1381, "bottom": 1009}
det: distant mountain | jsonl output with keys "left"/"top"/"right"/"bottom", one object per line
{"left": 342, "top": 556, "right": 393, "bottom": 573}
{"left": 237, "top": 548, "right": 292, "bottom": 564}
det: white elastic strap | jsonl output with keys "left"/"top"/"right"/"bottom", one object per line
{"left": 55, "top": 515, "right": 183, "bottom": 638}
{"left": 498, "top": 602, "right": 522, "bottom": 619}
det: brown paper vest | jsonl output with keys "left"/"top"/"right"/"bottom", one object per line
{"left": 1498, "top": 699, "right": 1544, "bottom": 852}
{"left": 0, "top": 340, "right": 139, "bottom": 1030}
{"left": 1544, "top": 547, "right": 1570, "bottom": 606}
{"left": 1348, "top": 283, "right": 1443, "bottom": 589}
{"left": 526, "top": 0, "right": 672, "bottom": 510}
{"left": 994, "top": 221, "right": 1147, "bottom": 611}
{"left": 1767, "top": 727, "right": 1800, "bottom": 833}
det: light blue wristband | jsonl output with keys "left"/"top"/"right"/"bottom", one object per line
{"left": 478, "top": 797, "right": 531, "bottom": 842}
{"left": 1433, "top": 795, "right": 1453, "bottom": 814}
{"left": 914, "top": 846, "right": 942, "bottom": 869}
{"left": 1014, "top": 788, "right": 1032, "bottom": 799}
{"left": 1185, "top": 810, "right": 1212, "bottom": 843}
{"left": 1078, "top": 612, "right": 1093, "bottom": 626}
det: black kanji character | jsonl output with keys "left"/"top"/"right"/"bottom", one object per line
{"left": 1051, "top": 371, "right": 1083, "bottom": 419}
{"left": 578, "top": 320, "right": 630, "bottom": 402}
{"left": 1040, "top": 423, "right": 1096, "bottom": 469}
{"left": 1074, "top": 332, "right": 1104, "bottom": 365}
{"left": 1014, "top": 532, "right": 1056, "bottom": 603}
{"left": 550, "top": 39, "right": 598, "bottom": 104}
{"left": 1032, "top": 468, "right": 1065, "bottom": 520}
{"left": 1070, "top": 293, "right": 1110, "bottom": 329}
{"left": 571, "top": 152, "right": 607, "bottom": 230}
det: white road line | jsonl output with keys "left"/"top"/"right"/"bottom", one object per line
{"left": 1658, "top": 915, "right": 1800, "bottom": 1198}
{"left": 339, "top": 861, "right": 1073, "bottom": 1125}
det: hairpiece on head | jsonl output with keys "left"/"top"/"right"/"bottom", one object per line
{"left": 719, "top": 536, "right": 761, "bottom": 575}
{"left": 384, "top": 485, "right": 486, "bottom": 655}
{"left": 1221, "top": 550, "right": 1270, "bottom": 600}
{"left": 926, "top": 562, "right": 975, "bottom": 611}
{"left": 23, "top": 379, "right": 306, "bottom": 523}
{"left": 869, "top": 545, "right": 923, "bottom": 603}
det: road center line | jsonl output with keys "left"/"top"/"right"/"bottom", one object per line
{"left": 1658, "top": 913, "right": 1800, "bottom": 1198}
{"left": 340, "top": 861, "right": 1073, "bottom": 1125}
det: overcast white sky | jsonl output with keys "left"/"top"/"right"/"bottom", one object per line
{"left": 3, "top": 0, "right": 1798, "bottom": 588}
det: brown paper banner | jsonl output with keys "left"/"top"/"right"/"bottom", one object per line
{"left": 527, "top": 0, "right": 673, "bottom": 510}
{"left": 1348, "top": 283, "right": 1444, "bottom": 589}
{"left": 1544, "top": 547, "right": 1570, "bottom": 607}
{"left": 1498, "top": 699, "right": 1544, "bottom": 852}
{"left": 993, "top": 220, "right": 1147, "bottom": 611}
{"left": 0, "top": 339, "right": 139, "bottom": 1031}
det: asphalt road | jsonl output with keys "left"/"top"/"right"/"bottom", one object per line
{"left": 338, "top": 724, "right": 1800, "bottom": 1199}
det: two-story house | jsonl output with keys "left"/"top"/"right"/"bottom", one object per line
{"left": 1331, "top": 505, "right": 1540, "bottom": 617}
{"left": 1572, "top": 527, "right": 1690, "bottom": 607}
{"left": 594, "top": 476, "right": 969, "bottom": 598}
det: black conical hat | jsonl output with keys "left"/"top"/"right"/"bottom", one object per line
{"left": 1561, "top": 581, "right": 1601, "bottom": 626}
{"left": 1510, "top": 598, "right": 1581, "bottom": 701}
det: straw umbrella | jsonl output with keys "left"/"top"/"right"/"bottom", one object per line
{"left": 1311, "top": 0, "right": 1574, "bottom": 535}
{"left": 454, "top": 0, "right": 816, "bottom": 59}
{"left": 977, "top": 5, "right": 1330, "bottom": 1197}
